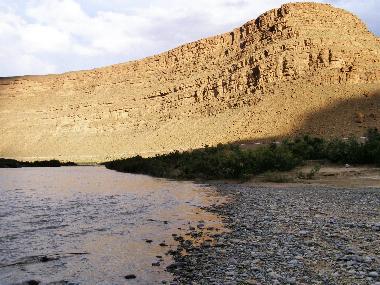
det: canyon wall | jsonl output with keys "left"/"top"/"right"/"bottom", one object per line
{"left": 1, "top": 2, "right": 380, "bottom": 162}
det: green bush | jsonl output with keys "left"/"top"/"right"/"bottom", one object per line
{"left": 105, "top": 129, "right": 380, "bottom": 180}
{"left": 283, "top": 135, "right": 326, "bottom": 160}
{"left": 363, "top": 128, "right": 380, "bottom": 165}
{"left": 0, "top": 158, "right": 22, "bottom": 168}
{"left": 0, "top": 158, "right": 76, "bottom": 168}
{"left": 105, "top": 143, "right": 300, "bottom": 179}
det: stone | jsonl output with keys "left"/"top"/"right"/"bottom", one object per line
{"left": 355, "top": 112, "right": 365, "bottom": 123}
{"left": 299, "top": 230, "right": 310, "bottom": 236}
{"left": 244, "top": 280, "right": 260, "bottom": 285}
{"left": 124, "top": 274, "right": 136, "bottom": 280}
{"left": 368, "top": 271, "right": 379, "bottom": 278}
{"left": 166, "top": 262, "right": 184, "bottom": 270}
{"left": 25, "top": 281, "right": 40, "bottom": 285}
{"left": 40, "top": 256, "right": 52, "bottom": 262}
{"left": 288, "top": 259, "right": 299, "bottom": 267}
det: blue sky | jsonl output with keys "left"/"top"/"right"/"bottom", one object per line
{"left": 0, "top": 0, "right": 379, "bottom": 77}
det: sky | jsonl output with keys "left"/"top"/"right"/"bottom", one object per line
{"left": 0, "top": 0, "right": 379, "bottom": 77}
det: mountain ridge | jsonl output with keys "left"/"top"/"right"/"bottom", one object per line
{"left": 1, "top": 2, "right": 380, "bottom": 162}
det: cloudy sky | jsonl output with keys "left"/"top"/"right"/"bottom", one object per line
{"left": 1, "top": 0, "right": 379, "bottom": 77}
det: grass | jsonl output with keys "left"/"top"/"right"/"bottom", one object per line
{"left": 297, "top": 164, "right": 322, "bottom": 180}
{"left": 105, "top": 128, "right": 380, "bottom": 180}
{"left": 261, "top": 171, "right": 293, "bottom": 183}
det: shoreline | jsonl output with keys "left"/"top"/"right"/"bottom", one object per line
{"left": 1, "top": 165, "right": 379, "bottom": 284}
{"left": 0, "top": 167, "right": 227, "bottom": 285}
{"left": 250, "top": 163, "right": 380, "bottom": 189}
{"left": 167, "top": 180, "right": 380, "bottom": 284}
{"left": 0, "top": 158, "right": 77, "bottom": 168}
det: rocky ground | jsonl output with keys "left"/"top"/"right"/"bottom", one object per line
{"left": 167, "top": 184, "right": 380, "bottom": 285}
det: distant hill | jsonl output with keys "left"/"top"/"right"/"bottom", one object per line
{"left": 1, "top": 2, "right": 379, "bottom": 162}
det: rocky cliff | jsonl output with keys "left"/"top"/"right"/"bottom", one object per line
{"left": 1, "top": 2, "right": 380, "bottom": 162}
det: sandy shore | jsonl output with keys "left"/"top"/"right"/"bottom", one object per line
{"left": 167, "top": 167, "right": 380, "bottom": 284}
{"left": 251, "top": 163, "right": 380, "bottom": 188}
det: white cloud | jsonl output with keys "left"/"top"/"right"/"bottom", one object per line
{"left": 0, "top": 51, "right": 57, "bottom": 76}
{"left": 21, "top": 24, "right": 71, "bottom": 53}
{"left": 0, "top": 10, "right": 49, "bottom": 76}
{"left": 0, "top": 0, "right": 378, "bottom": 77}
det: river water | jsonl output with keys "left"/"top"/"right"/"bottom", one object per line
{"left": 0, "top": 166, "right": 224, "bottom": 285}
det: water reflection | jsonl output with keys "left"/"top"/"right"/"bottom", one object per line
{"left": 0, "top": 166, "right": 225, "bottom": 285}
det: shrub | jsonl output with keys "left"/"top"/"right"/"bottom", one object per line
{"left": 0, "top": 159, "right": 77, "bottom": 168}
{"left": 282, "top": 135, "right": 326, "bottom": 160}
{"left": 298, "top": 164, "right": 321, "bottom": 180}
{"left": 104, "top": 129, "right": 380, "bottom": 180}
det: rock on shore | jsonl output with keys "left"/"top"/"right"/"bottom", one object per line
{"left": 168, "top": 184, "right": 380, "bottom": 285}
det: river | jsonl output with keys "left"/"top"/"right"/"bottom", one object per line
{"left": 0, "top": 166, "right": 224, "bottom": 285}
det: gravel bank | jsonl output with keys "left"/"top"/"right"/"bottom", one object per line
{"left": 168, "top": 184, "right": 380, "bottom": 285}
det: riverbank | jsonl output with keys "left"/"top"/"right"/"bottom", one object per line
{"left": 252, "top": 162, "right": 380, "bottom": 188}
{"left": 104, "top": 129, "right": 380, "bottom": 180}
{"left": 167, "top": 181, "right": 380, "bottom": 284}
{"left": 0, "top": 158, "right": 76, "bottom": 168}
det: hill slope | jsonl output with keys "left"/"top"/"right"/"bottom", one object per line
{"left": 1, "top": 2, "right": 380, "bottom": 162}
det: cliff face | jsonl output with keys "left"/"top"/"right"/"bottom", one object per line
{"left": 1, "top": 2, "right": 380, "bottom": 162}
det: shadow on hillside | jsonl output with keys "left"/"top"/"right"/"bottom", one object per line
{"left": 295, "top": 90, "right": 380, "bottom": 138}
{"left": 237, "top": 89, "right": 380, "bottom": 145}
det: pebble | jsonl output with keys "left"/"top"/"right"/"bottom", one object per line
{"left": 124, "top": 274, "right": 136, "bottom": 279}
{"left": 166, "top": 184, "right": 380, "bottom": 285}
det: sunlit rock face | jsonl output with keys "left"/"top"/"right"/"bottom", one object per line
{"left": 1, "top": 3, "right": 380, "bottom": 162}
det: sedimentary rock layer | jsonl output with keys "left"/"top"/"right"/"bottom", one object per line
{"left": 1, "top": 2, "right": 380, "bottom": 162}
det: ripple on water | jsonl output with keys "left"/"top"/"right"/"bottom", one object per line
{"left": 0, "top": 166, "right": 225, "bottom": 285}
